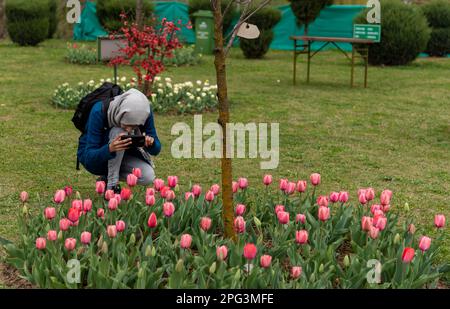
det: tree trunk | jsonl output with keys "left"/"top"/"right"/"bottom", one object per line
{"left": 0, "top": 0, "right": 5, "bottom": 39}
{"left": 212, "top": 1, "right": 235, "bottom": 240}
{"left": 136, "top": 0, "right": 144, "bottom": 30}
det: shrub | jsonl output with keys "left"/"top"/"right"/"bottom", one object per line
{"left": 96, "top": 0, "right": 154, "bottom": 32}
{"left": 354, "top": 0, "right": 430, "bottom": 66}
{"left": 66, "top": 43, "right": 98, "bottom": 65}
{"left": 239, "top": 7, "right": 281, "bottom": 59}
{"left": 5, "top": 0, "right": 50, "bottom": 46}
{"left": 161, "top": 45, "right": 203, "bottom": 67}
{"left": 289, "top": 0, "right": 332, "bottom": 33}
{"left": 421, "top": 0, "right": 450, "bottom": 56}
{"left": 3, "top": 175, "right": 447, "bottom": 288}
{"left": 188, "top": 0, "right": 236, "bottom": 34}
{"left": 48, "top": 0, "right": 57, "bottom": 38}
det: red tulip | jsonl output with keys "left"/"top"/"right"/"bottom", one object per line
{"left": 296, "top": 213, "right": 306, "bottom": 224}
{"left": 317, "top": 195, "right": 329, "bottom": 207}
{"left": 295, "top": 230, "right": 308, "bottom": 244}
{"left": 235, "top": 204, "right": 246, "bottom": 216}
{"left": 167, "top": 176, "right": 178, "bottom": 188}
{"left": 185, "top": 192, "right": 194, "bottom": 201}
{"left": 361, "top": 216, "right": 373, "bottom": 231}
{"left": 83, "top": 199, "right": 92, "bottom": 212}
{"left": 108, "top": 198, "right": 118, "bottom": 211}
{"left": 68, "top": 207, "right": 80, "bottom": 223}
{"left": 107, "top": 225, "right": 117, "bottom": 238}
{"left": 148, "top": 212, "right": 157, "bottom": 228}
{"left": 260, "top": 255, "right": 272, "bottom": 268}
{"left": 338, "top": 191, "right": 349, "bottom": 203}
{"left": 163, "top": 202, "right": 175, "bottom": 217}
{"left": 277, "top": 211, "right": 290, "bottom": 225}
{"left": 232, "top": 181, "right": 238, "bottom": 193}
{"left": 104, "top": 190, "right": 115, "bottom": 201}
{"left": 234, "top": 216, "right": 246, "bottom": 234}
{"left": 153, "top": 178, "right": 165, "bottom": 191}
{"left": 65, "top": 238, "right": 77, "bottom": 251}
{"left": 205, "top": 190, "right": 215, "bottom": 202}
{"left": 116, "top": 220, "right": 126, "bottom": 232}
{"left": 127, "top": 174, "right": 138, "bottom": 187}
{"left": 81, "top": 231, "right": 91, "bottom": 245}
{"left": 132, "top": 167, "right": 142, "bottom": 178}
{"left": 402, "top": 247, "right": 415, "bottom": 263}
{"left": 419, "top": 236, "right": 431, "bottom": 252}
{"left": 36, "top": 237, "right": 46, "bottom": 250}
{"left": 380, "top": 189, "right": 392, "bottom": 206}
{"left": 146, "top": 194, "right": 155, "bottom": 206}
{"left": 64, "top": 186, "right": 73, "bottom": 197}
{"left": 238, "top": 177, "right": 248, "bottom": 189}
{"left": 243, "top": 243, "right": 257, "bottom": 260}
{"left": 120, "top": 188, "right": 132, "bottom": 201}
{"left": 434, "top": 214, "right": 445, "bottom": 229}
{"left": 329, "top": 192, "right": 339, "bottom": 203}
{"left": 20, "top": 191, "right": 29, "bottom": 203}
{"left": 192, "top": 184, "right": 202, "bottom": 197}
{"left": 296, "top": 180, "right": 307, "bottom": 193}
{"left": 291, "top": 266, "right": 302, "bottom": 279}
{"left": 47, "top": 230, "right": 57, "bottom": 241}
{"left": 200, "top": 217, "right": 212, "bottom": 231}
{"left": 279, "top": 178, "right": 288, "bottom": 191}
{"left": 97, "top": 208, "right": 105, "bottom": 219}
{"left": 96, "top": 181, "right": 106, "bottom": 194}
{"left": 365, "top": 187, "right": 375, "bottom": 201}
{"left": 180, "top": 234, "right": 192, "bottom": 249}
{"left": 216, "top": 245, "right": 228, "bottom": 261}
{"left": 210, "top": 184, "right": 220, "bottom": 195}
{"left": 59, "top": 218, "right": 71, "bottom": 231}
{"left": 318, "top": 206, "right": 330, "bottom": 222}
{"left": 146, "top": 187, "right": 155, "bottom": 196}
{"left": 263, "top": 174, "right": 273, "bottom": 186}
{"left": 53, "top": 190, "right": 66, "bottom": 204}
{"left": 44, "top": 207, "right": 56, "bottom": 220}
{"left": 310, "top": 173, "right": 321, "bottom": 186}
{"left": 274, "top": 204, "right": 285, "bottom": 214}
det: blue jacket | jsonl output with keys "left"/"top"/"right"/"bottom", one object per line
{"left": 77, "top": 101, "right": 161, "bottom": 176}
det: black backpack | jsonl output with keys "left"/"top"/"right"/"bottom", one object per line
{"left": 72, "top": 82, "right": 123, "bottom": 170}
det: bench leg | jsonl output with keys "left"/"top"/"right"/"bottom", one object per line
{"left": 293, "top": 41, "right": 297, "bottom": 85}
{"left": 307, "top": 41, "right": 311, "bottom": 83}
{"left": 364, "top": 48, "right": 368, "bottom": 88}
{"left": 351, "top": 45, "right": 355, "bottom": 88}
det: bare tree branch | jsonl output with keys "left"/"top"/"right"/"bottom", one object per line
{"left": 220, "top": 0, "right": 236, "bottom": 25}
{"left": 210, "top": 0, "right": 217, "bottom": 11}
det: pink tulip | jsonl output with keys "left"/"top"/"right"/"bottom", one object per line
{"left": 107, "top": 225, "right": 117, "bottom": 238}
{"left": 295, "top": 230, "right": 308, "bottom": 244}
{"left": 274, "top": 205, "right": 285, "bottom": 214}
{"left": 382, "top": 204, "right": 391, "bottom": 212}
{"left": 361, "top": 216, "right": 373, "bottom": 231}
{"left": 238, "top": 177, "right": 248, "bottom": 189}
{"left": 68, "top": 207, "right": 80, "bottom": 223}
{"left": 243, "top": 243, "right": 257, "bottom": 260}
{"left": 216, "top": 245, "right": 228, "bottom": 261}
{"left": 65, "top": 238, "right": 77, "bottom": 251}
{"left": 263, "top": 174, "right": 273, "bottom": 186}
{"left": 132, "top": 167, "right": 142, "bottom": 178}
{"left": 205, "top": 190, "right": 215, "bottom": 202}
{"left": 408, "top": 223, "right": 416, "bottom": 234}
{"left": 192, "top": 184, "right": 202, "bottom": 197}
{"left": 108, "top": 198, "right": 118, "bottom": 211}
{"left": 260, "top": 255, "right": 272, "bottom": 268}
{"left": 358, "top": 192, "right": 367, "bottom": 205}
{"left": 370, "top": 204, "right": 382, "bottom": 214}
{"left": 296, "top": 180, "right": 307, "bottom": 193}
{"left": 180, "top": 234, "right": 192, "bottom": 249}
{"left": 120, "top": 188, "right": 132, "bottom": 201}
{"left": 53, "top": 189, "right": 66, "bottom": 204}
{"left": 167, "top": 176, "right": 178, "bottom": 188}
{"left": 72, "top": 199, "right": 82, "bottom": 211}
{"left": 97, "top": 208, "right": 105, "bottom": 219}
{"left": 277, "top": 211, "right": 290, "bottom": 225}
{"left": 104, "top": 190, "right": 115, "bottom": 201}
{"left": 20, "top": 191, "right": 29, "bottom": 203}
{"left": 329, "top": 192, "right": 339, "bottom": 203}
{"left": 96, "top": 181, "right": 106, "bottom": 194}
{"left": 369, "top": 226, "right": 379, "bottom": 239}
{"left": 44, "top": 207, "right": 56, "bottom": 220}
{"left": 83, "top": 199, "right": 92, "bottom": 212}
{"left": 380, "top": 190, "right": 392, "bottom": 206}
{"left": 116, "top": 220, "right": 126, "bottom": 232}
{"left": 402, "top": 247, "right": 415, "bottom": 263}
{"left": 153, "top": 178, "right": 165, "bottom": 191}
{"left": 59, "top": 218, "right": 71, "bottom": 231}
{"left": 127, "top": 174, "right": 138, "bottom": 187}
{"left": 163, "top": 202, "right": 175, "bottom": 217}
{"left": 318, "top": 206, "right": 330, "bottom": 222}
{"left": 291, "top": 266, "right": 302, "bottom": 279}
{"left": 365, "top": 187, "right": 375, "bottom": 201}
{"left": 296, "top": 213, "right": 306, "bottom": 224}
{"left": 235, "top": 204, "right": 246, "bottom": 216}
{"left": 232, "top": 181, "right": 239, "bottom": 193}
{"left": 47, "top": 230, "right": 57, "bottom": 241}
{"left": 234, "top": 216, "right": 246, "bottom": 234}
{"left": 284, "top": 182, "right": 296, "bottom": 195}
{"left": 339, "top": 191, "right": 349, "bottom": 203}
{"left": 310, "top": 173, "right": 321, "bottom": 186}
{"left": 279, "top": 178, "right": 288, "bottom": 191}
{"left": 70, "top": 220, "right": 79, "bottom": 227}
{"left": 81, "top": 231, "right": 91, "bottom": 245}
{"left": 146, "top": 187, "right": 155, "bottom": 196}
{"left": 200, "top": 217, "right": 212, "bottom": 231}
{"left": 210, "top": 184, "right": 220, "bottom": 195}
{"left": 317, "top": 195, "right": 329, "bottom": 207}
{"left": 36, "top": 237, "right": 46, "bottom": 250}
{"left": 64, "top": 186, "right": 73, "bottom": 197}
{"left": 375, "top": 216, "right": 387, "bottom": 231}
{"left": 146, "top": 194, "right": 155, "bottom": 206}
{"left": 148, "top": 212, "right": 157, "bottom": 228}
{"left": 434, "top": 214, "right": 445, "bottom": 229}
{"left": 165, "top": 190, "right": 175, "bottom": 201}
{"left": 160, "top": 186, "right": 170, "bottom": 198}
{"left": 419, "top": 236, "right": 431, "bottom": 252}
{"left": 185, "top": 192, "right": 195, "bottom": 201}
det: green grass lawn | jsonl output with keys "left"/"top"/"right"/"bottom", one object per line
{"left": 0, "top": 39, "right": 449, "bottom": 284}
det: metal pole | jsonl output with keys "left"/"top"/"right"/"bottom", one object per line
{"left": 293, "top": 39, "right": 297, "bottom": 85}
{"left": 114, "top": 64, "right": 118, "bottom": 85}
{"left": 364, "top": 47, "right": 368, "bottom": 88}
{"left": 351, "top": 45, "right": 355, "bottom": 88}
{"left": 307, "top": 41, "right": 311, "bottom": 83}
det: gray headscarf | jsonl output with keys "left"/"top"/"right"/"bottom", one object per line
{"left": 107, "top": 88, "right": 150, "bottom": 128}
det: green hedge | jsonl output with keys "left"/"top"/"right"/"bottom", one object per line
{"left": 354, "top": 0, "right": 430, "bottom": 66}
{"left": 421, "top": 0, "right": 450, "bottom": 56}
{"left": 97, "top": 0, "right": 154, "bottom": 32}
{"left": 48, "top": 0, "right": 58, "bottom": 38}
{"left": 5, "top": 0, "right": 50, "bottom": 46}
{"left": 239, "top": 7, "right": 281, "bottom": 59}
{"left": 188, "top": 0, "right": 236, "bottom": 34}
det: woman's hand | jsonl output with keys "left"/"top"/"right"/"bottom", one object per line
{"left": 109, "top": 134, "right": 132, "bottom": 153}
{"left": 145, "top": 135, "right": 154, "bottom": 147}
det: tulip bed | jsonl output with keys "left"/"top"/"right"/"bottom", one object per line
{"left": 4, "top": 173, "right": 447, "bottom": 288}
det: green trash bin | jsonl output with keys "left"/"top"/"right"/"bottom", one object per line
{"left": 193, "top": 10, "right": 214, "bottom": 55}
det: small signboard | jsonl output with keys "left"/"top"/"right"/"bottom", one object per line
{"left": 97, "top": 35, "right": 127, "bottom": 61}
{"left": 353, "top": 24, "right": 381, "bottom": 42}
